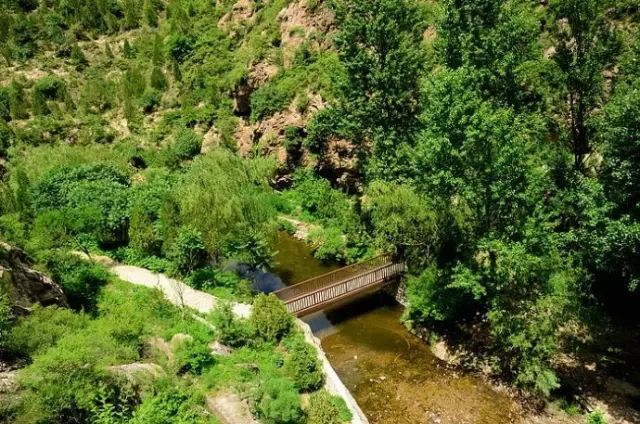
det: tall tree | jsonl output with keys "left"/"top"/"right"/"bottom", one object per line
{"left": 548, "top": 0, "right": 620, "bottom": 169}
{"left": 316, "top": 0, "right": 427, "bottom": 180}
{"left": 436, "top": 0, "right": 544, "bottom": 110}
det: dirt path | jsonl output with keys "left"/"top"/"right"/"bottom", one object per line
{"left": 110, "top": 264, "right": 252, "bottom": 318}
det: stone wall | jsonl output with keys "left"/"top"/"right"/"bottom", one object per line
{"left": 382, "top": 278, "right": 408, "bottom": 307}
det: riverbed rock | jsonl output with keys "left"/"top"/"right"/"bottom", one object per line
{"left": 430, "top": 340, "right": 460, "bottom": 365}
{"left": 0, "top": 370, "right": 18, "bottom": 394}
{"left": 0, "top": 241, "right": 68, "bottom": 314}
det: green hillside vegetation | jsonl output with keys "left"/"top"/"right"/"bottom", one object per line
{"left": 0, "top": 0, "right": 639, "bottom": 422}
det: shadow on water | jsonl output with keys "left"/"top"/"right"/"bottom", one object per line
{"left": 263, "top": 232, "right": 521, "bottom": 424}
{"left": 234, "top": 231, "right": 341, "bottom": 293}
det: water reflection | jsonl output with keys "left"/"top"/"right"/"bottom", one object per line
{"left": 309, "top": 293, "right": 520, "bottom": 424}
{"left": 267, "top": 233, "right": 521, "bottom": 424}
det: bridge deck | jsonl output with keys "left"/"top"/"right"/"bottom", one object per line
{"left": 274, "top": 254, "right": 405, "bottom": 316}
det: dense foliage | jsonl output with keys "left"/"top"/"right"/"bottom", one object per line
{"left": 0, "top": 0, "right": 639, "bottom": 420}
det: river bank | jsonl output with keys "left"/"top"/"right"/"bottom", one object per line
{"left": 271, "top": 233, "right": 639, "bottom": 424}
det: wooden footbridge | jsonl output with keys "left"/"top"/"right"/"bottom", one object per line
{"left": 274, "top": 254, "right": 406, "bottom": 317}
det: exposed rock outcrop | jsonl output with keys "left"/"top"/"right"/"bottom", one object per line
{"left": 0, "top": 241, "right": 67, "bottom": 314}
{"left": 107, "top": 362, "right": 166, "bottom": 385}
{"left": 277, "top": 1, "right": 335, "bottom": 67}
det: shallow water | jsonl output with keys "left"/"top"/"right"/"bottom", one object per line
{"left": 272, "top": 233, "right": 521, "bottom": 424}
{"left": 272, "top": 231, "right": 341, "bottom": 285}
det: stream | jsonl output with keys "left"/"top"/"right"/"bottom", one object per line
{"left": 269, "top": 232, "right": 521, "bottom": 424}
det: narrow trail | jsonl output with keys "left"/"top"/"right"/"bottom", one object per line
{"left": 110, "top": 264, "right": 252, "bottom": 318}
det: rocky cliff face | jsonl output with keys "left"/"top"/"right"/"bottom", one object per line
{"left": 0, "top": 242, "right": 68, "bottom": 314}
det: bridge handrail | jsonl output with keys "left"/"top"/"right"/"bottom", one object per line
{"left": 274, "top": 254, "right": 395, "bottom": 302}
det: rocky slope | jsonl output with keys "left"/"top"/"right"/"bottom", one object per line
{"left": 0, "top": 241, "right": 67, "bottom": 314}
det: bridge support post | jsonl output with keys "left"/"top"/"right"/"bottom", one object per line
{"left": 381, "top": 278, "right": 408, "bottom": 307}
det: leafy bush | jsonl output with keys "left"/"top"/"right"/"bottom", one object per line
{"left": 130, "top": 382, "right": 208, "bottom": 424}
{"left": 0, "top": 213, "right": 26, "bottom": 246}
{"left": 150, "top": 66, "right": 168, "bottom": 91}
{"left": 34, "top": 75, "right": 67, "bottom": 101}
{"left": 32, "top": 75, "right": 68, "bottom": 115}
{"left": 255, "top": 378, "right": 303, "bottom": 424}
{"left": 309, "top": 226, "right": 348, "bottom": 263}
{"left": 173, "top": 338, "right": 215, "bottom": 375}
{"left": 44, "top": 253, "right": 110, "bottom": 312}
{"left": 0, "top": 286, "right": 12, "bottom": 348}
{"left": 306, "top": 390, "right": 344, "bottom": 424}
{"left": 31, "top": 164, "right": 130, "bottom": 247}
{"left": 17, "top": 331, "right": 138, "bottom": 423}
{"left": 284, "top": 170, "right": 355, "bottom": 227}
{"left": 250, "top": 294, "right": 293, "bottom": 343}
{"left": 187, "top": 267, "right": 253, "bottom": 301}
{"left": 166, "top": 34, "right": 194, "bottom": 63}
{"left": 0, "top": 87, "right": 10, "bottom": 120}
{"left": 210, "top": 302, "right": 253, "bottom": 348}
{"left": 139, "top": 88, "right": 161, "bottom": 114}
{"left": 0, "top": 119, "right": 13, "bottom": 155}
{"left": 167, "top": 225, "right": 208, "bottom": 275}
{"left": 586, "top": 410, "right": 607, "bottom": 424}
{"left": 171, "top": 128, "right": 202, "bottom": 161}
{"left": 283, "top": 333, "right": 323, "bottom": 392}
{"left": 250, "top": 71, "right": 303, "bottom": 122}
{"left": 7, "top": 305, "right": 88, "bottom": 356}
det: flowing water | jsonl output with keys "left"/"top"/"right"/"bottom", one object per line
{"left": 271, "top": 232, "right": 522, "bottom": 424}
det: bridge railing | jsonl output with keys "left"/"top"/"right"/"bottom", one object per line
{"left": 274, "top": 254, "right": 394, "bottom": 302}
{"left": 282, "top": 260, "right": 405, "bottom": 315}
{"left": 275, "top": 254, "right": 394, "bottom": 303}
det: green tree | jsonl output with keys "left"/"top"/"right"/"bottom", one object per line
{"left": 171, "top": 150, "right": 276, "bottom": 262}
{"left": 436, "top": 0, "right": 544, "bottom": 109}
{"left": 548, "top": 0, "right": 621, "bottom": 169}
{"left": 362, "top": 181, "right": 438, "bottom": 267}
{"left": 320, "top": 0, "right": 427, "bottom": 179}
{"left": 167, "top": 225, "right": 207, "bottom": 275}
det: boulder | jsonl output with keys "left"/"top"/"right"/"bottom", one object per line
{"left": 0, "top": 241, "right": 67, "bottom": 314}
{"left": 107, "top": 362, "right": 165, "bottom": 386}
{"left": 209, "top": 340, "right": 232, "bottom": 356}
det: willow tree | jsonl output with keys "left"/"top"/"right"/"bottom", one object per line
{"left": 170, "top": 150, "right": 277, "bottom": 266}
